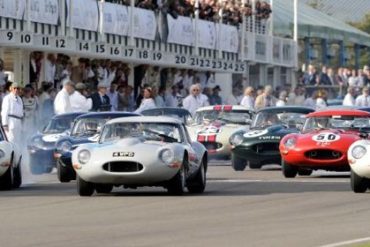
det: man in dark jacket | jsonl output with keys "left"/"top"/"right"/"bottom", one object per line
{"left": 90, "top": 82, "right": 111, "bottom": 111}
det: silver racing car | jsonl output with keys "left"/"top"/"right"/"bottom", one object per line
{"left": 72, "top": 116, "right": 208, "bottom": 196}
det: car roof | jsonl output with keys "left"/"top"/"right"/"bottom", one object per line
{"left": 53, "top": 112, "right": 86, "bottom": 119}
{"left": 196, "top": 105, "right": 253, "bottom": 112}
{"left": 141, "top": 107, "right": 191, "bottom": 116}
{"left": 257, "top": 106, "right": 315, "bottom": 114}
{"left": 306, "top": 109, "right": 370, "bottom": 118}
{"left": 106, "top": 116, "right": 183, "bottom": 125}
{"left": 75, "top": 111, "right": 139, "bottom": 120}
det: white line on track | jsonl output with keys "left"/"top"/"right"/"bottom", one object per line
{"left": 320, "top": 237, "right": 370, "bottom": 247}
{"left": 208, "top": 179, "right": 347, "bottom": 183}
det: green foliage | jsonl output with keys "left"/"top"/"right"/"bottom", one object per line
{"left": 349, "top": 13, "right": 370, "bottom": 34}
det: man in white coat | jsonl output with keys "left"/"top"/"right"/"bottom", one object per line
{"left": 355, "top": 86, "right": 370, "bottom": 107}
{"left": 1, "top": 82, "right": 24, "bottom": 145}
{"left": 70, "top": 82, "right": 92, "bottom": 112}
{"left": 182, "top": 84, "right": 209, "bottom": 116}
{"left": 54, "top": 79, "right": 75, "bottom": 115}
{"left": 342, "top": 87, "right": 356, "bottom": 106}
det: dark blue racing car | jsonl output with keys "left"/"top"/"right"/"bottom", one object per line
{"left": 55, "top": 111, "right": 139, "bottom": 182}
{"left": 27, "top": 112, "right": 85, "bottom": 174}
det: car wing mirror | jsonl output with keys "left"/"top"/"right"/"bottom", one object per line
{"left": 245, "top": 119, "right": 252, "bottom": 125}
{"left": 359, "top": 132, "right": 369, "bottom": 139}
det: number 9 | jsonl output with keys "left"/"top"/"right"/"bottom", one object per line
{"left": 7, "top": 32, "right": 13, "bottom": 40}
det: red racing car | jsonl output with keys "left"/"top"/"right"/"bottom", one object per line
{"left": 279, "top": 109, "right": 370, "bottom": 178}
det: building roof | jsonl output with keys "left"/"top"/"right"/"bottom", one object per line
{"left": 302, "top": 0, "right": 370, "bottom": 23}
{"left": 273, "top": 0, "right": 370, "bottom": 46}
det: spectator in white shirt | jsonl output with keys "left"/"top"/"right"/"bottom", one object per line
{"left": 355, "top": 86, "right": 370, "bottom": 107}
{"left": 342, "top": 86, "right": 356, "bottom": 106}
{"left": 276, "top": 91, "right": 288, "bottom": 107}
{"left": 304, "top": 91, "right": 316, "bottom": 109}
{"left": 54, "top": 79, "right": 75, "bottom": 115}
{"left": 165, "top": 85, "right": 182, "bottom": 107}
{"left": 315, "top": 90, "right": 327, "bottom": 110}
{"left": 240, "top": 86, "right": 255, "bottom": 109}
{"left": 106, "top": 83, "right": 119, "bottom": 111}
{"left": 154, "top": 87, "right": 166, "bottom": 108}
{"left": 0, "top": 59, "right": 7, "bottom": 87}
{"left": 70, "top": 83, "right": 92, "bottom": 112}
{"left": 44, "top": 54, "right": 56, "bottom": 84}
{"left": 135, "top": 87, "right": 157, "bottom": 113}
{"left": 182, "top": 84, "right": 209, "bottom": 116}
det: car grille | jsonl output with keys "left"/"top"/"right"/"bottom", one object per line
{"left": 305, "top": 150, "right": 342, "bottom": 160}
{"left": 103, "top": 162, "right": 143, "bottom": 173}
{"left": 201, "top": 142, "right": 223, "bottom": 150}
{"left": 251, "top": 143, "right": 279, "bottom": 154}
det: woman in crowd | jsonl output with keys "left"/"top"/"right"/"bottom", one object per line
{"left": 134, "top": 87, "right": 156, "bottom": 113}
{"left": 22, "top": 85, "right": 39, "bottom": 136}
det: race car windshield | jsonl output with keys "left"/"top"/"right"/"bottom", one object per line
{"left": 100, "top": 122, "right": 183, "bottom": 143}
{"left": 252, "top": 112, "right": 306, "bottom": 129}
{"left": 43, "top": 117, "right": 74, "bottom": 134}
{"left": 71, "top": 118, "right": 107, "bottom": 137}
{"left": 194, "top": 110, "right": 252, "bottom": 125}
{"left": 303, "top": 116, "right": 370, "bottom": 132}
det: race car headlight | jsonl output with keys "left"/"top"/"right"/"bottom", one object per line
{"left": 0, "top": 149, "right": 5, "bottom": 159}
{"left": 230, "top": 133, "right": 244, "bottom": 146}
{"left": 57, "top": 141, "right": 72, "bottom": 153}
{"left": 77, "top": 150, "right": 91, "bottom": 164}
{"left": 352, "top": 145, "right": 367, "bottom": 159}
{"left": 284, "top": 137, "right": 296, "bottom": 149}
{"left": 31, "top": 137, "right": 44, "bottom": 149}
{"left": 160, "top": 149, "right": 175, "bottom": 165}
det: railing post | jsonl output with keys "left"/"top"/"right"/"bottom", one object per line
{"left": 129, "top": 0, "right": 135, "bottom": 46}
{"left": 60, "top": 0, "right": 66, "bottom": 36}
{"left": 68, "top": 0, "right": 73, "bottom": 37}
{"left": 269, "top": 0, "right": 273, "bottom": 36}
{"left": 251, "top": 0, "right": 256, "bottom": 33}
{"left": 241, "top": 0, "right": 247, "bottom": 61}
{"left": 26, "top": 0, "right": 32, "bottom": 32}
{"left": 99, "top": 0, "right": 106, "bottom": 42}
{"left": 218, "top": 9, "right": 223, "bottom": 59}
{"left": 194, "top": 0, "right": 199, "bottom": 56}
{"left": 293, "top": 0, "right": 298, "bottom": 42}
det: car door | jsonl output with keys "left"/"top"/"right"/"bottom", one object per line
{"left": 181, "top": 124, "right": 200, "bottom": 175}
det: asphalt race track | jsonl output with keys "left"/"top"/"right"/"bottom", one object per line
{"left": 1, "top": 161, "right": 370, "bottom": 247}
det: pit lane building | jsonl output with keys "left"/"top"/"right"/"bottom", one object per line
{"left": 0, "top": 0, "right": 368, "bottom": 100}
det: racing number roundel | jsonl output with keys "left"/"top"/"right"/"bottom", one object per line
{"left": 312, "top": 133, "right": 340, "bottom": 142}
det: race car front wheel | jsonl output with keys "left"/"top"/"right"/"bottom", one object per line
{"left": 187, "top": 160, "right": 206, "bottom": 194}
{"left": 351, "top": 169, "right": 368, "bottom": 193}
{"left": 57, "top": 161, "right": 72, "bottom": 183}
{"left": 298, "top": 169, "right": 312, "bottom": 176}
{"left": 282, "top": 160, "right": 298, "bottom": 178}
{"left": 95, "top": 184, "right": 113, "bottom": 194}
{"left": 167, "top": 161, "right": 186, "bottom": 195}
{"left": 231, "top": 154, "right": 247, "bottom": 171}
{"left": 12, "top": 159, "right": 22, "bottom": 189}
{"left": 77, "top": 175, "right": 95, "bottom": 196}
{"left": 0, "top": 166, "right": 13, "bottom": 190}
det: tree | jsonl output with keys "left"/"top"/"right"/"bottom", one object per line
{"left": 349, "top": 13, "right": 370, "bottom": 34}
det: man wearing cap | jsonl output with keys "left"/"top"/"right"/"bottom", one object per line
{"left": 54, "top": 79, "right": 75, "bottom": 115}
{"left": 70, "top": 82, "right": 92, "bottom": 112}
{"left": 90, "top": 82, "right": 110, "bottom": 111}
{"left": 209, "top": 85, "right": 223, "bottom": 105}
{"left": 1, "top": 82, "right": 24, "bottom": 145}
{"left": 355, "top": 86, "right": 370, "bottom": 107}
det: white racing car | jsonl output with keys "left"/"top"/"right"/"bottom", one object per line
{"left": 72, "top": 116, "right": 208, "bottom": 196}
{"left": 0, "top": 126, "right": 22, "bottom": 190}
{"left": 348, "top": 137, "right": 370, "bottom": 193}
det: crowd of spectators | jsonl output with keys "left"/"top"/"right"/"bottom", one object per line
{"left": 107, "top": 0, "right": 272, "bottom": 26}
{"left": 4, "top": 50, "right": 370, "bottom": 137}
